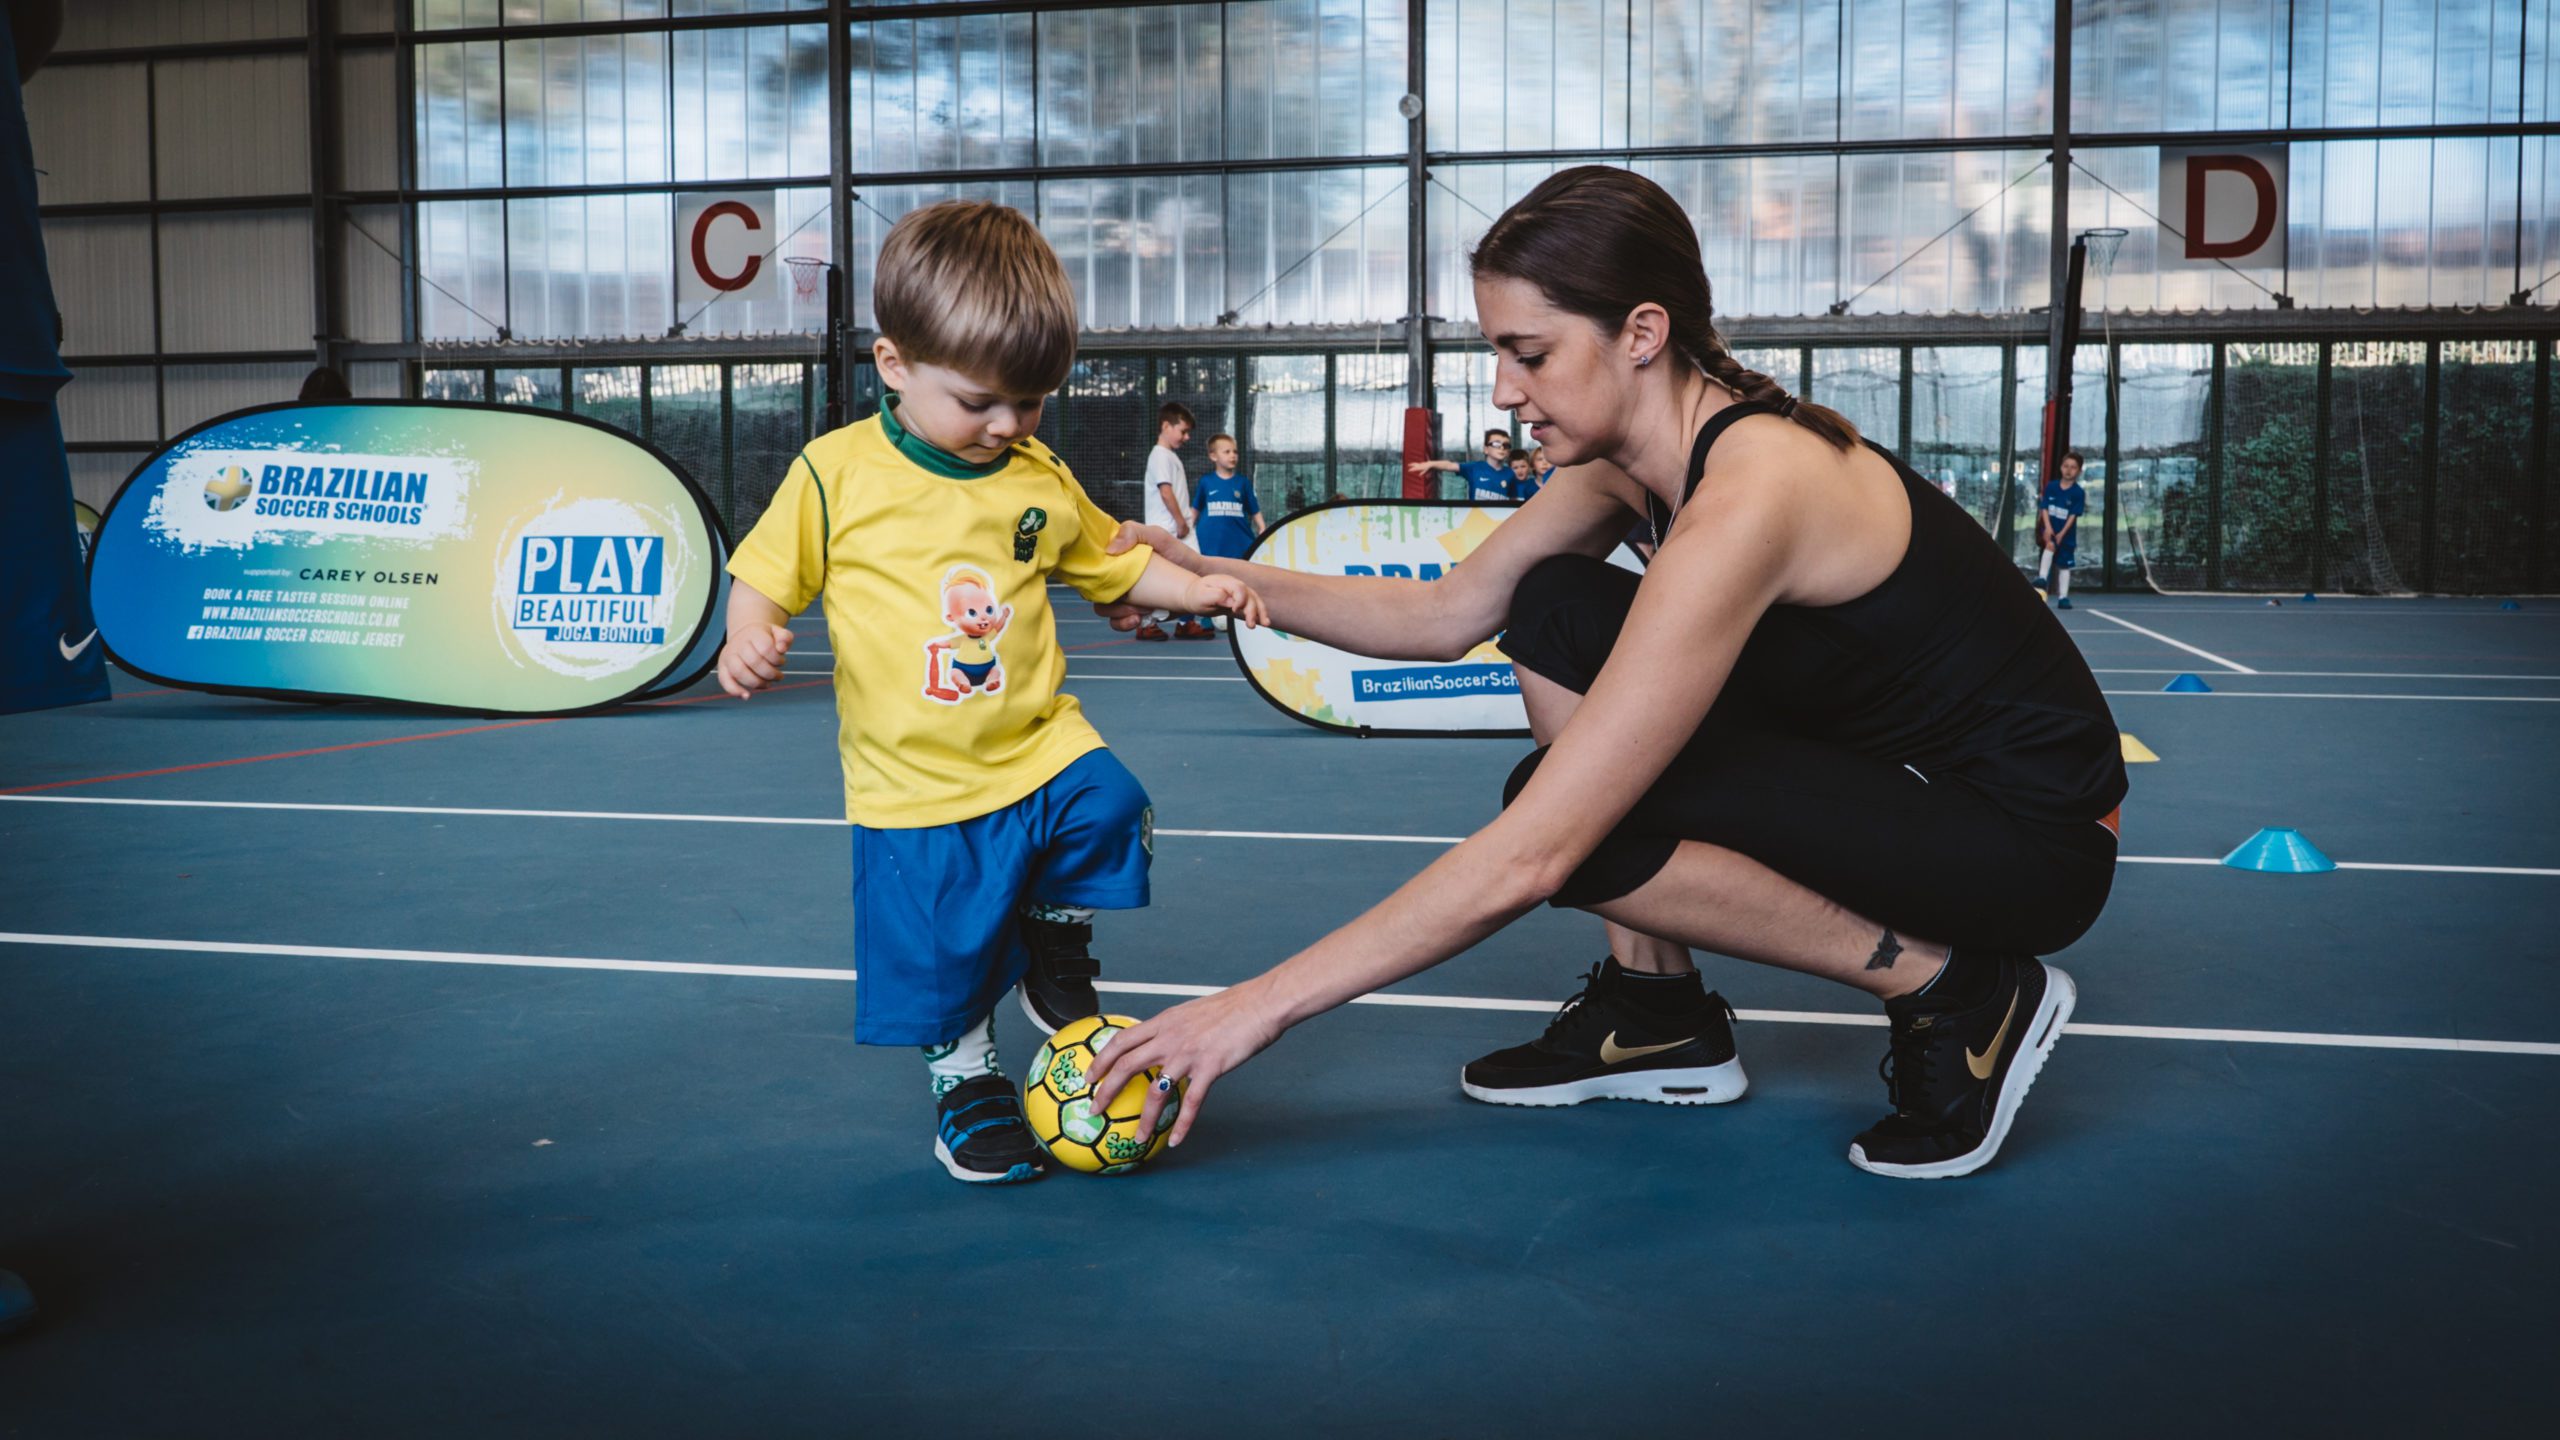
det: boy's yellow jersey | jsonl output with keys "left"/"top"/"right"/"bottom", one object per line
{"left": 727, "top": 408, "right": 1151, "bottom": 827}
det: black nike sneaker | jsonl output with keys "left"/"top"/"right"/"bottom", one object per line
{"left": 1848, "top": 954, "right": 2076, "bottom": 1179}
{"left": 1460, "top": 961, "right": 1749, "bottom": 1107}
{"left": 933, "top": 1073, "right": 1047, "bottom": 1184}
{"left": 1018, "top": 915, "right": 1102, "bottom": 1033}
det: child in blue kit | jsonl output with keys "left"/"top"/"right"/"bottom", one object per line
{"left": 1189, "top": 433, "right": 1265, "bottom": 561}
{"left": 717, "top": 201, "right": 1266, "bottom": 1184}
{"left": 2035, "top": 449, "right": 2086, "bottom": 609}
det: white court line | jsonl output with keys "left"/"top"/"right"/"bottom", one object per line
{"left": 2104, "top": 689, "right": 2560, "bottom": 703}
{"left": 5, "top": 930, "right": 2555, "bottom": 1058}
{"left": 7, "top": 796, "right": 2558, "bottom": 876}
{"left": 2080, "top": 609, "right": 2259, "bottom": 673}
{"left": 2091, "top": 668, "right": 2560, "bottom": 681}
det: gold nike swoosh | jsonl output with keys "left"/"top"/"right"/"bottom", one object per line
{"left": 1599, "top": 1032, "right": 1690, "bottom": 1065}
{"left": 1965, "top": 994, "right": 2021, "bottom": 1080}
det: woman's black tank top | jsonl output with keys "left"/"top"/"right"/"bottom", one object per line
{"left": 1648, "top": 400, "right": 2127, "bottom": 826}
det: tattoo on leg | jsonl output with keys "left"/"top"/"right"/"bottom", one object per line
{"left": 1864, "top": 928, "right": 1904, "bottom": 971}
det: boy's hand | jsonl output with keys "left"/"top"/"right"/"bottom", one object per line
{"left": 1185, "top": 573, "right": 1267, "bottom": 630}
{"left": 716, "top": 622, "right": 795, "bottom": 698}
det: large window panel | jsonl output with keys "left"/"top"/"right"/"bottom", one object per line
{"left": 505, "top": 191, "right": 676, "bottom": 341}
{"left": 1047, "top": 175, "right": 1223, "bottom": 330}
{"left": 418, "top": 41, "right": 505, "bottom": 189}
{"left": 1039, "top": 6, "right": 1222, "bottom": 169}
{"left": 673, "top": 23, "right": 828, "bottom": 181}
{"left": 849, "top": 13, "right": 1038, "bottom": 174}
{"left": 419, "top": 198, "right": 508, "bottom": 340}
{"left": 1808, "top": 345, "right": 1899, "bottom": 448}
{"left": 1229, "top": 0, "right": 1408, "bottom": 162}
{"left": 1224, "top": 167, "right": 1407, "bottom": 326}
{"left": 503, "top": 33, "right": 670, "bottom": 188}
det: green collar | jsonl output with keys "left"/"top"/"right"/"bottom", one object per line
{"left": 881, "top": 394, "right": 1010, "bottom": 480}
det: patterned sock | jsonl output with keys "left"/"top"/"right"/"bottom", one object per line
{"left": 923, "top": 1013, "right": 1000, "bottom": 1097}
{"left": 1021, "top": 901, "right": 1096, "bottom": 926}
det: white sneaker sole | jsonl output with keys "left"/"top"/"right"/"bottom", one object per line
{"left": 1460, "top": 1055, "right": 1749, "bottom": 1108}
{"left": 1848, "top": 965, "right": 2077, "bottom": 1180}
{"left": 1017, "top": 985, "right": 1099, "bottom": 1036}
{"left": 934, "top": 1135, "right": 1043, "bottom": 1184}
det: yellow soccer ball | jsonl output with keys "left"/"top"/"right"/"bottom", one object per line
{"left": 1021, "top": 1014, "right": 1187, "bottom": 1175}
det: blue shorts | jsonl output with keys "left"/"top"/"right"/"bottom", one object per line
{"left": 850, "top": 748, "right": 1152, "bottom": 1046}
{"left": 2051, "top": 533, "right": 2078, "bottom": 569}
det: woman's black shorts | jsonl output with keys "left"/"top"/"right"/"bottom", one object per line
{"left": 1499, "top": 555, "right": 2116, "bottom": 956}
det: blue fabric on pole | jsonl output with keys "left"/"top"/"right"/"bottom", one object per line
{"left": 0, "top": 1268, "right": 34, "bottom": 1338}
{"left": 2163, "top": 673, "right": 2214, "bottom": 693}
{"left": 2222, "top": 827, "right": 2338, "bottom": 874}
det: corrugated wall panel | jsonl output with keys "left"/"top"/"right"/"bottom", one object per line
{"left": 24, "top": 64, "right": 150, "bottom": 205}
{"left": 58, "top": 0, "right": 306, "bottom": 51}
{"left": 345, "top": 362, "right": 403, "bottom": 397}
{"left": 70, "top": 453, "right": 151, "bottom": 513}
{"left": 156, "top": 56, "right": 310, "bottom": 201}
{"left": 163, "top": 363, "right": 310, "bottom": 435}
{"left": 342, "top": 205, "right": 406, "bottom": 342}
{"left": 44, "top": 218, "right": 157, "bottom": 356}
{"left": 336, "top": 0, "right": 398, "bottom": 34}
{"left": 158, "top": 211, "right": 315, "bottom": 353}
{"left": 57, "top": 366, "right": 161, "bottom": 445}
{"left": 339, "top": 47, "right": 399, "bottom": 192}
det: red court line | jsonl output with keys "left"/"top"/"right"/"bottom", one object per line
{"left": 0, "top": 719, "right": 560, "bottom": 795}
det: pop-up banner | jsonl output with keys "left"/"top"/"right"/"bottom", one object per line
{"left": 89, "top": 401, "right": 723, "bottom": 715}
{"left": 1231, "top": 500, "right": 1640, "bottom": 737}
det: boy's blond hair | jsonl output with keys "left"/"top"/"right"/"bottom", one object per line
{"left": 874, "top": 201, "right": 1077, "bottom": 397}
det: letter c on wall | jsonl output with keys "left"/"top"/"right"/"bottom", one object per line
{"left": 691, "top": 201, "right": 765, "bottom": 291}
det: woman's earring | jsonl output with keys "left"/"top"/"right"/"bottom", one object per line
{"left": 1635, "top": 353, "right": 1653, "bottom": 368}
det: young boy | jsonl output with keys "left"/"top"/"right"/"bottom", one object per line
{"left": 1137, "top": 404, "right": 1213, "bottom": 642}
{"left": 1407, "top": 427, "right": 1516, "bottom": 500}
{"left": 717, "top": 201, "right": 1264, "bottom": 1185}
{"left": 2036, "top": 449, "right": 2087, "bottom": 610}
{"left": 1507, "top": 451, "right": 1540, "bottom": 502}
{"left": 1189, "top": 434, "right": 1265, "bottom": 561}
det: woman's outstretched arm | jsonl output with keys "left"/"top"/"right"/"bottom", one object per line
{"left": 1082, "top": 462, "right": 1811, "bottom": 1145}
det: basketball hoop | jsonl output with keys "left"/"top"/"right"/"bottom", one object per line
{"left": 2082, "top": 228, "right": 2129, "bottom": 282}
{"left": 785, "top": 255, "right": 826, "bottom": 303}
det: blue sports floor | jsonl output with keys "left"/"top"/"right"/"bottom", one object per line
{"left": 2, "top": 596, "right": 2554, "bottom": 1436}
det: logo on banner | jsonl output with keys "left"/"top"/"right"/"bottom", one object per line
{"left": 148, "top": 450, "right": 472, "bottom": 551}
{"left": 492, "top": 497, "right": 690, "bottom": 680}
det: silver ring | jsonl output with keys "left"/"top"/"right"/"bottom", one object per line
{"left": 1154, "top": 1076, "right": 1175, "bottom": 1093}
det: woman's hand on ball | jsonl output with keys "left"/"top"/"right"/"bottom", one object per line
{"left": 1087, "top": 983, "right": 1284, "bottom": 1149}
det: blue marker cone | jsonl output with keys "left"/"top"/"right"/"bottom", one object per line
{"left": 0, "top": 1269, "right": 33, "bottom": 1338}
{"left": 2222, "top": 827, "right": 2337, "bottom": 874}
{"left": 2500, "top": 600, "right": 2521, "bottom": 612}
{"left": 2163, "top": 673, "right": 2213, "bottom": 693}
{"left": 2300, "top": 592, "right": 2318, "bottom": 602}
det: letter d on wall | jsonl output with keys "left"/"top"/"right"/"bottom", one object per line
{"left": 2161, "top": 146, "right": 2286, "bottom": 270}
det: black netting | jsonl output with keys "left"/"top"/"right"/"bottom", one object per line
{"left": 1333, "top": 352, "right": 1410, "bottom": 502}
{"left": 1048, "top": 356, "right": 1152, "bottom": 517}
{"left": 2434, "top": 341, "right": 2540, "bottom": 594}
{"left": 2113, "top": 345, "right": 2214, "bottom": 591}
{"left": 1910, "top": 347, "right": 2008, "bottom": 532}
{"left": 1244, "top": 355, "right": 1327, "bottom": 514}
{"left": 647, "top": 363, "right": 727, "bottom": 532}
{"left": 730, "top": 363, "right": 812, "bottom": 541}
{"left": 2219, "top": 343, "right": 2322, "bottom": 592}
{"left": 2326, "top": 342, "right": 2426, "bottom": 595}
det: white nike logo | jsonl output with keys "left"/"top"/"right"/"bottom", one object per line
{"left": 58, "top": 630, "right": 97, "bottom": 662}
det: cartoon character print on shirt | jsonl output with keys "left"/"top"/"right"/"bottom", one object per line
{"left": 922, "top": 563, "right": 1012, "bottom": 704}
